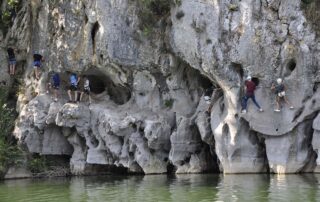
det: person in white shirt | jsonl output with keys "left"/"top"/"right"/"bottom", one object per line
{"left": 79, "top": 75, "right": 92, "bottom": 104}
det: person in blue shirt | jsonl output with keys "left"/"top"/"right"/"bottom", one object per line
{"left": 46, "top": 72, "right": 60, "bottom": 102}
{"left": 33, "top": 51, "right": 44, "bottom": 80}
{"left": 67, "top": 72, "right": 80, "bottom": 103}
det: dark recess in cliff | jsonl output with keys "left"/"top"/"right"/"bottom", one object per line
{"left": 91, "top": 22, "right": 100, "bottom": 54}
{"left": 85, "top": 68, "right": 131, "bottom": 105}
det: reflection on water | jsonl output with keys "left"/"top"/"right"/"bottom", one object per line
{"left": 0, "top": 174, "right": 320, "bottom": 202}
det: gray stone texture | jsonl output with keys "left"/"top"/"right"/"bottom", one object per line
{"left": 0, "top": 0, "right": 319, "bottom": 174}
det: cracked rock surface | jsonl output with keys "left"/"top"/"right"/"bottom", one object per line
{"left": 1, "top": 0, "right": 320, "bottom": 174}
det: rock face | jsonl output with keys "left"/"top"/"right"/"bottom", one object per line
{"left": 1, "top": 0, "right": 320, "bottom": 174}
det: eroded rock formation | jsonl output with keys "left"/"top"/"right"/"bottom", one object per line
{"left": 1, "top": 0, "right": 320, "bottom": 174}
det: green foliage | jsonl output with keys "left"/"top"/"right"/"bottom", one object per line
{"left": 173, "top": 0, "right": 182, "bottom": 6}
{"left": 301, "top": 0, "right": 314, "bottom": 4}
{"left": 0, "top": 0, "right": 21, "bottom": 34}
{"left": 301, "top": 0, "right": 320, "bottom": 37}
{"left": 27, "top": 155, "right": 49, "bottom": 173}
{"left": 142, "top": 26, "right": 153, "bottom": 36}
{"left": 8, "top": 0, "right": 19, "bottom": 8}
{"left": 0, "top": 88, "right": 22, "bottom": 176}
{"left": 164, "top": 99, "right": 174, "bottom": 108}
{"left": 228, "top": 4, "right": 239, "bottom": 11}
{"left": 137, "top": 0, "right": 172, "bottom": 34}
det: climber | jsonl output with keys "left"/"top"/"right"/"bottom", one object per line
{"left": 7, "top": 47, "right": 16, "bottom": 75}
{"left": 46, "top": 71, "right": 60, "bottom": 102}
{"left": 204, "top": 86, "right": 214, "bottom": 104}
{"left": 79, "top": 75, "right": 92, "bottom": 104}
{"left": 271, "top": 78, "right": 294, "bottom": 112}
{"left": 67, "top": 72, "right": 80, "bottom": 103}
{"left": 33, "top": 51, "right": 44, "bottom": 80}
{"left": 204, "top": 86, "right": 214, "bottom": 114}
{"left": 241, "top": 76, "right": 263, "bottom": 114}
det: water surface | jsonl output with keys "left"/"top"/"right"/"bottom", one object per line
{"left": 0, "top": 174, "right": 319, "bottom": 202}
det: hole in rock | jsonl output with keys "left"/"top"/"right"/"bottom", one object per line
{"left": 45, "top": 155, "right": 71, "bottom": 167}
{"left": 88, "top": 130, "right": 99, "bottom": 148}
{"left": 85, "top": 164, "right": 129, "bottom": 175}
{"left": 84, "top": 14, "right": 88, "bottom": 24}
{"left": 283, "top": 59, "right": 296, "bottom": 77}
{"left": 184, "top": 156, "right": 191, "bottom": 163}
{"left": 86, "top": 75, "right": 106, "bottom": 94}
{"left": 252, "top": 77, "right": 260, "bottom": 86}
{"left": 91, "top": 22, "right": 100, "bottom": 54}
{"left": 222, "top": 124, "right": 229, "bottom": 135}
{"left": 28, "top": 154, "right": 71, "bottom": 175}
{"left": 167, "top": 162, "right": 177, "bottom": 174}
{"left": 287, "top": 59, "right": 296, "bottom": 71}
{"left": 313, "top": 82, "right": 320, "bottom": 93}
{"left": 202, "top": 78, "right": 214, "bottom": 96}
{"left": 230, "top": 62, "right": 244, "bottom": 81}
{"left": 84, "top": 68, "right": 131, "bottom": 105}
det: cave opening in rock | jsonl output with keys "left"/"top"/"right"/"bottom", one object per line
{"left": 252, "top": 77, "right": 260, "bottom": 86}
{"left": 283, "top": 59, "right": 297, "bottom": 77}
{"left": 84, "top": 68, "right": 132, "bottom": 105}
{"left": 199, "top": 74, "right": 213, "bottom": 91}
{"left": 86, "top": 75, "right": 106, "bottom": 94}
{"left": 91, "top": 22, "right": 100, "bottom": 54}
{"left": 28, "top": 154, "right": 71, "bottom": 175}
{"left": 167, "top": 162, "right": 177, "bottom": 174}
{"left": 84, "top": 164, "right": 129, "bottom": 175}
{"left": 231, "top": 62, "right": 244, "bottom": 81}
{"left": 287, "top": 59, "right": 296, "bottom": 72}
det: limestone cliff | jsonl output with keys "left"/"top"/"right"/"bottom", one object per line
{"left": 1, "top": 0, "right": 320, "bottom": 174}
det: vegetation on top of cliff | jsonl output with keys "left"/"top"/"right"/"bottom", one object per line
{"left": 0, "top": 88, "right": 22, "bottom": 177}
{"left": 0, "top": 0, "right": 21, "bottom": 35}
{"left": 301, "top": 0, "right": 320, "bottom": 37}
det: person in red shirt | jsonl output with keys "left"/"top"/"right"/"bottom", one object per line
{"left": 241, "top": 76, "right": 263, "bottom": 114}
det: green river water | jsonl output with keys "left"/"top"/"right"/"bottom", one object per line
{"left": 0, "top": 174, "right": 319, "bottom": 202}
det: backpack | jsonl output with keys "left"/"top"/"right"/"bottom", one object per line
{"left": 52, "top": 73, "right": 60, "bottom": 85}
{"left": 275, "top": 84, "right": 284, "bottom": 94}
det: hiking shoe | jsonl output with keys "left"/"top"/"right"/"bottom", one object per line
{"left": 54, "top": 98, "right": 58, "bottom": 102}
{"left": 259, "top": 108, "right": 264, "bottom": 112}
{"left": 241, "top": 109, "right": 247, "bottom": 114}
{"left": 290, "top": 106, "right": 294, "bottom": 109}
{"left": 46, "top": 90, "right": 49, "bottom": 94}
{"left": 274, "top": 109, "right": 281, "bottom": 112}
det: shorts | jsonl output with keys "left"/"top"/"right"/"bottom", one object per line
{"left": 84, "top": 88, "right": 90, "bottom": 95}
{"left": 277, "top": 91, "right": 286, "bottom": 97}
{"left": 69, "top": 85, "right": 77, "bottom": 91}
{"left": 33, "top": 61, "right": 41, "bottom": 68}
{"left": 52, "top": 84, "right": 60, "bottom": 90}
{"left": 9, "top": 58, "right": 16, "bottom": 65}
